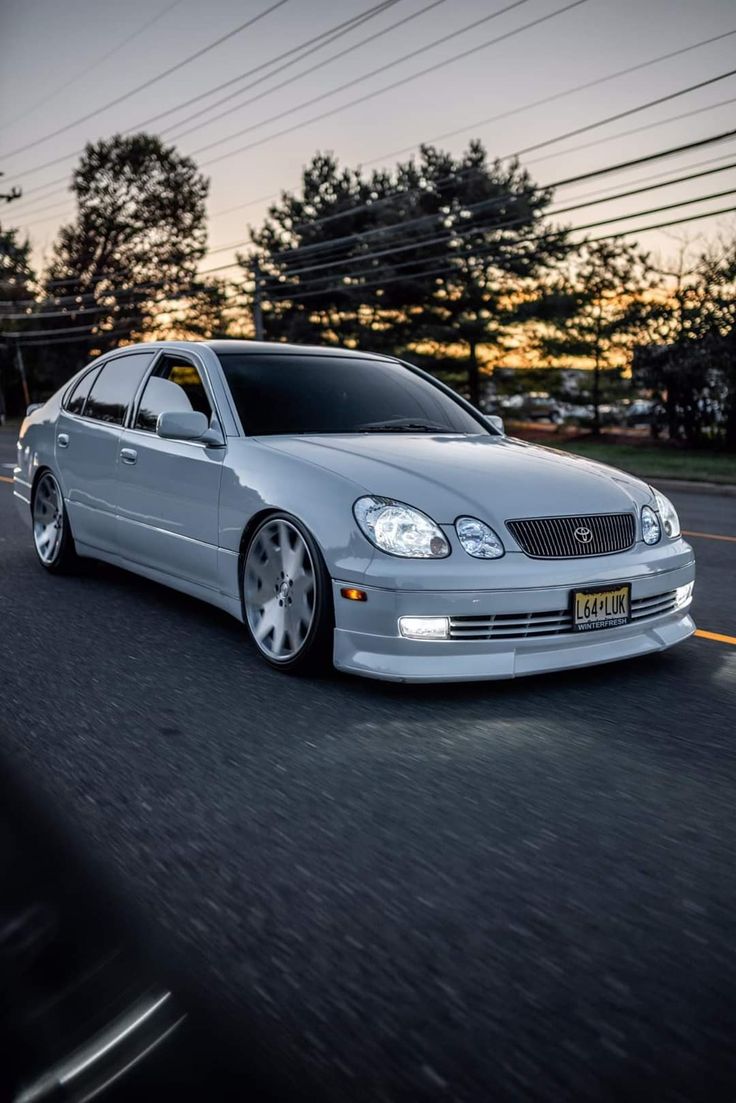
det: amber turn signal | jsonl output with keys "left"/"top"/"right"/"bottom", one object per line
{"left": 341, "top": 587, "right": 367, "bottom": 602}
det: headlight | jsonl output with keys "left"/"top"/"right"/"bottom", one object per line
{"left": 353, "top": 496, "right": 450, "bottom": 558}
{"left": 455, "top": 516, "right": 504, "bottom": 558}
{"left": 641, "top": 505, "right": 661, "bottom": 545}
{"left": 653, "top": 489, "right": 681, "bottom": 538}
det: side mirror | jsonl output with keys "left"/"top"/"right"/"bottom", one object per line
{"left": 156, "top": 410, "right": 208, "bottom": 441}
{"left": 26, "top": 403, "right": 43, "bottom": 416}
{"left": 488, "top": 414, "right": 505, "bottom": 435}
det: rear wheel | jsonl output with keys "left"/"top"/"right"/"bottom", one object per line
{"left": 242, "top": 514, "right": 333, "bottom": 675}
{"left": 32, "top": 471, "right": 78, "bottom": 573}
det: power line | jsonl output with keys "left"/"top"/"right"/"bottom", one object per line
{"left": 1, "top": 0, "right": 291, "bottom": 161}
{"left": 210, "top": 127, "right": 736, "bottom": 250}
{"left": 211, "top": 193, "right": 279, "bottom": 220}
{"left": 5, "top": 175, "right": 69, "bottom": 208}
{"left": 267, "top": 202, "right": 736, "bottom": 303}
{"left": 522, "top": 93, "right": 736, "bottom": 167}
{"left": 259, "top": 184, "right": 736, "bottom": 293}
{"left": 196, "top": 0, "right": 590, "bottom": 167}
{"left": 219, "top": 70, "right": 736, "bottom": 239}
{"left": 588, "top": 204, "right": 736, "bottom": 242}
{"left": 133, "top": 0, "right": 403, "bottom": 136}
{"left": 2, "top": 0, "right": 582, "bottom": 207}
{"left": 9, "top": 129, "right": 736, "bottom": 302}
{"left": 507, "top": 66, "right": 736, "bottom": 160}
{"left": 559, "top": 147, "right": 736, "bottom": 206}
{"left": 199, "top": 30, "right": 736, "bottom": 221}
{"left": 6, "top": 195, "right": 73, "bottom": 221}
{"left": 362, "top": 26, "right": 736, "bottom": 165}
{"left": 0, "top": 282, "right": 249, "bottom": 313}
{"left": 1, "top": 0, "right": 402, "bottom": 189}
{"left": 202, "top": 137, "right": 736, "bottom": 273}
{"left": 6, "top": 201, "right": 734, "bottom": 345}
{"left": 271, "top": 160, "right": 736, "bottom": 279}
{"left": 0, "top": 0, "right": 186, "bottom": 134}
{"left": 190, "top": 127, "right": 729, "bottom": 277}
{"left": 541, "top": 128, "right": 736, "bottom": 187}
{"left": 162, "top": 0, "right": 441, "bottom": 142}
{"left": 189, "top": 0, "right": 539, "bottom": 158}
{"left": 3, "top": 328, "right": 133, "bottom": 348}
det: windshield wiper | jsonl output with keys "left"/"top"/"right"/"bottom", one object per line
{"left": 355, "top": 419, "right": 455, "bottom": 433}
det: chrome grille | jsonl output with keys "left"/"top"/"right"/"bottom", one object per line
{"left": 506, "top": 513, "right": 636, "bottom": 558}
{"left": 448, "top": 590, "right": 678, "bottom": 640}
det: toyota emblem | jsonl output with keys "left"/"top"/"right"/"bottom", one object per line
{"left": 574, "top": 526, "right": 593, "bottom": 544}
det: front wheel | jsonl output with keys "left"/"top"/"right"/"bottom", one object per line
{"left": 242, "top": 514, "right": 333, "bottom": 675}
{"left": 32, "top": 471, "right": 79, "bottom": 573}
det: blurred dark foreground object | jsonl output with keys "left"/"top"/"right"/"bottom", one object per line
{"left": 0, "top": 790, "right": 248, "bottom": 1102}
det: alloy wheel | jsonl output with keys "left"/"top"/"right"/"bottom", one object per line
{"left": 33, "top": 473, "right": 65, "bottom": 565}
{"left": 244, "top": 519, "right": 317, "bottom": 662}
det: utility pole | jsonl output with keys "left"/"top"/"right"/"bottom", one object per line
{"left": 14, "top": 341, "right": 30, "bottom": 407}
{"left": 0, "top": 171, "right": 22, "bottom": 204}
{"left": 252, "top": 257, "right": 265, "bottom": 341}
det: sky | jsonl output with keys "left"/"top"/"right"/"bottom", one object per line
{"left": 1, "top": 0, "right": 735, "bottom": 279}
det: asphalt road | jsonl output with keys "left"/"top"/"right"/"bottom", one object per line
{"left": 1, "top": 427, "right": 735, "bottom": 1102}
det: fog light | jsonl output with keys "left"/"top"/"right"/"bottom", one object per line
{"left": 398, "top": 616, "right": 449, "bottom": 640}
{"left": 675, "top": 582, "right": 694, "bottom": 609}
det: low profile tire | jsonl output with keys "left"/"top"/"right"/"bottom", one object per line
{"left": 242, "top": 513, "right": 334, "bottom": 675}
{"left": 32, "top": 471, "right": 79, "bottom": 574}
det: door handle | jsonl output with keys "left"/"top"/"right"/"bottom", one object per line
{"left": 120, "top": 448, "right": 138, "bottom": 465}
{"left": 57, "top": 433, "right": 69, "bottom": 448}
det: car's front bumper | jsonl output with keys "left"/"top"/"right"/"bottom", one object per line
{"left": 331, "top": 548, "right": 696, "bottom": 683}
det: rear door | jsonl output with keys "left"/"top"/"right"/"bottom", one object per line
{"left": 115, "top": 352, "right": 225, "bottom": 590}
{"left": 56, "top": 352, "right": 153, "bottom": 552}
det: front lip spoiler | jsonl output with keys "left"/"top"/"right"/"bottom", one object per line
{"left": 333, "top": 609, "right": 696, "bottom": 683}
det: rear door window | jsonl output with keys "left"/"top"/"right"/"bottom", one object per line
{"left": 65, "top": 366, "right": 101, "bottom": 416}
{"left": 84, "top": 353, "right": 153, "bottom": 426}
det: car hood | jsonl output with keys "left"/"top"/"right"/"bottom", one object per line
{"left": 257, "top": 433, "right": 652, "bottom": 525}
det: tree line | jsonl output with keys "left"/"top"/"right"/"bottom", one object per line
{"left": 1, "top": 133, "right": 734, "bottom": 448}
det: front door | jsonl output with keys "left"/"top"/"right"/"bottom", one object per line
{"left": 115, "top": 353, "right": 225, "bottom": 591}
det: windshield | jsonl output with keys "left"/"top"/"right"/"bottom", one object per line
{"left": 217, "top": 353, "right": 489, "bottom": 436}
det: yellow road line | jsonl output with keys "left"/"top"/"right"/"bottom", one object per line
{"left": 695, "top": 629, "right": 736, "bottom": 646}
{"left": 0, "top": 475, "right": 13, "bottom": 484}
{"left": 683, "top": 529, "right": 736, "bottom": 543}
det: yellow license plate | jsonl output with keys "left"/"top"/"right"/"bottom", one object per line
{"left": 572, "top": 583, "right": 631, "bottom": 632}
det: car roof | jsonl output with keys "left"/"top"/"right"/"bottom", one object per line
{"left": 114, "top": 339, "right": 396, "bottom": 361}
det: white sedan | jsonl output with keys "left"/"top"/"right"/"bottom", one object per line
{"left": 14, "top": 340, "right": 695, "bottom": 682}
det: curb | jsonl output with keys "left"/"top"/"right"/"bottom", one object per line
{"left": 643, "top": 477, "right": 736, "bottom": 498}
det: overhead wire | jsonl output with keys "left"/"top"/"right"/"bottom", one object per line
{"left": 195, "top": 0, "right": 590, "bottom": 167}
{"left": 162, "top": 0, "right": 448, "bottom": 143}
{"left": 10, "top": 196, "right": 731, "bottom": 345}
{"left": 258, "top": 186, "right": 736, "bottom": 295}
{"left": 267, "top": 203, "right": 736, "bottom": 303}
{"left": 199, "top": 138, "right": 736, "bottom": 272}
{"left": 0, "top": 0, "right": 292, "bottom": 160}
{"left": 363, "top": 26, "right": 736, "bottom": 164}
{"left": 0, "top": 0, "right": 187, "bottom": 133}
{"left": 506, "top": 66, "right": 736, "bottom": 160}
{"left": 1, "top": 0, "right": 405, "bottom": 187}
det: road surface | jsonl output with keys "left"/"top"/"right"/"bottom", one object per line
{"left": 1, "top": 427, "right": 735, "bottom": 1101}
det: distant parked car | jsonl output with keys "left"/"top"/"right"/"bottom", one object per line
{"left": 559, "top": 402, "right": 594, "bottom": 425}
{"left": 626, "top": 399, "right": 658, "bottom": 428}
{"left": 518, "top": 392, "right": 564, "bottom": 424}
{"left": 14, "top": 340, "right": 695, "bottom": 683}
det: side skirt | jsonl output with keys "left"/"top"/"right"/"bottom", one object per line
{"left": 74, "top": 541, "right": 244, "bottom": 622}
